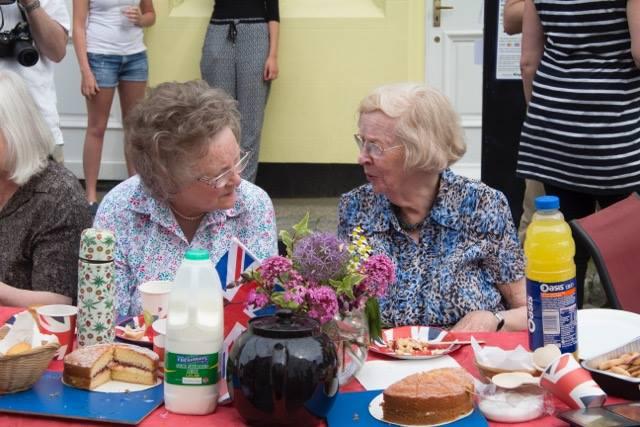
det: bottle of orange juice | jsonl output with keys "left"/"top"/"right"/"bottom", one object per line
{"left": 524, "top": 196, "right": 577, "bottom": 354}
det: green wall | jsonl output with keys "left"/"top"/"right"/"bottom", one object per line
{"left": 145, "top": 0, "right": 425, "bottom": 164}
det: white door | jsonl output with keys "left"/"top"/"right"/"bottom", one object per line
{"left": 425, "top": 0, "right": 484, "bottom": 180}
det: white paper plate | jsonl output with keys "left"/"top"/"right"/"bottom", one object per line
{"left": 578, "top": 308, "right": 640, "bottom": 360}
{"left": 368, "top": 393, "right": 473, "bottom": 427}
{"left": 63, "top": 378, "right": 161, "bottom": 393}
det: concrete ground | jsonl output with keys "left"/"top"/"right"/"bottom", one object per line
{"left": 272, "top": 198, "right": 339, "bottom": 233}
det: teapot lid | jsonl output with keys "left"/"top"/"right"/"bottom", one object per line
{"left": 250, "top": 310, "right": 319, "bottom": 338}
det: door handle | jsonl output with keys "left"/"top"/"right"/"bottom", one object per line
{"left": 433, "top": 0, "right": 454, "bottom": 27}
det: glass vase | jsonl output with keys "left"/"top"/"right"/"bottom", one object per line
{"left": 323, "top": 309, "right": 369, "bottom": 385}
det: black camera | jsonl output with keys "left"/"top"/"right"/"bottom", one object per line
{"left": 0, "top": 4, "right": 39, "bottom": 66}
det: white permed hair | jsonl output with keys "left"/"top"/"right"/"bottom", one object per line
{"left": 0, "top": 70, "right": 54, "bottom": 185}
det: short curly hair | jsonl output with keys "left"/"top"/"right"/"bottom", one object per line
{"left": 125, "top": 80, "right": 241, "bottom": 201}
{"left": 358, "top": 83, "right": 466, "bottom": 173}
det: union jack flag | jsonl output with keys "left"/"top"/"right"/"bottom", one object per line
{"left": 215, "top": 237, "right": 262, "bottom": 301}
{"left": 214, "top": 237, "right": 263, "bottom": 403}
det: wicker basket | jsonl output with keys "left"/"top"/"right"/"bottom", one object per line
{"left": 0, "top": 325, "right": 60, "bottom": 394}
{"left": 475, "top": 359, "right": 541, "bottom": 383}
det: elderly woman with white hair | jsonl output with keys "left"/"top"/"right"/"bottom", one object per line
{"left": 94, "top": 80, "right": 277, "bottom": 318}
{"left": 338, "top": 83, "right": 526, "bottom": 332}
{"left": 0, "top": 70, "right": 92, "bottom": 306}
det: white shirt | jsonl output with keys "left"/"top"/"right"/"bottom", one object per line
{"left": 0, "top": 0, "right": 70, "bottom": 146}
{"left": 86, "top": 0, "right": 145, "bottom": 55}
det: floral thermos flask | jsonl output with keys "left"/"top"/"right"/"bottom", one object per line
{"left": 76, "top": 228, "right": 116, "bottom": 347}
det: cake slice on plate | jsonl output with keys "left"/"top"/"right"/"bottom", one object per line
{"left": 63, "top": 344, "right": 158, "bottom": 390}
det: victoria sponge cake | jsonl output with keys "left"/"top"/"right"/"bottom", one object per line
{"left": 382, "top": 368, "right": 474, "bottom": 425}
{"left": 63, "top": 343, "right": 158, "bottom": 390}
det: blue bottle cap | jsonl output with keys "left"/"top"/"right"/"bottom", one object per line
{"left": 184, "top": 248, "right": 210, "bottom": 261}
{"left": 535, "top": 195, "right": 560, "bottom": 210}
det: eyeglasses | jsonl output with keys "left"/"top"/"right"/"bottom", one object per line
{"left": 197, "top": 150, "right": 251, "bottom": 189}
{"left": 353, "top": 134, "right": 403, "bottom": 158}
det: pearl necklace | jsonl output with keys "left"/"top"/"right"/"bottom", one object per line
{"left": 170, "top": 204, "right": 205, "bottom": 222}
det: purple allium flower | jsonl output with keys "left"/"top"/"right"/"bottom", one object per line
{"left": 247, "top": 289, "right": 269, "bottom": 309}
{"left": 305, "top": 285, "right": 338, "bottom": 324}
{"left": 292, "top": 232, "right": 350, "bottom": 282}
{"left": 259, "top": 256, "right": 293, "bottom": 286}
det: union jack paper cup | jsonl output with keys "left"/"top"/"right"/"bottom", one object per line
{"left": 540, "top": 353, "right": 607, "bottom": 409}
{"left": 139, "top": 280, "right": 172, "bottom": 326}
{"left": 35, "top": 304, "right": 78, "bottom": 360}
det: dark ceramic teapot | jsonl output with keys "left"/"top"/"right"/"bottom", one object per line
{"left": 227, "top": 310, "right": 339, "bottom": 426}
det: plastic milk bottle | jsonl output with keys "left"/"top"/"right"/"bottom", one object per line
{"left": 164, "top": 249, "right": 224, "bottom": 414}
{"left": 524, "top": 196, "right": 578, "bottom": 355}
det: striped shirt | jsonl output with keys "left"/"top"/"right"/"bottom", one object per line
{"left": 517, "top": 0, "right": 640, "bottom": 194}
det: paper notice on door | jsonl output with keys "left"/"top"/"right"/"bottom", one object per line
{"left": 496, "top": 0, "right": 522, "bottom": 80}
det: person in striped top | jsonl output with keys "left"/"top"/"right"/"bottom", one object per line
{"left": 518, "top": 0, "right": 640, "bottom": 302}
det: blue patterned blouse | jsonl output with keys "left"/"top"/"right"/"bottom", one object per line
{"left": 338, "top": 169, "right": 525, "bottom": 328}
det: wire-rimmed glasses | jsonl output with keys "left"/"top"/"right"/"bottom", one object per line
{"left": 353, "top": 134, "right": 403, "bottom": 158}
{"left": 197, "top": 150, "right": 251, "bottom": 189}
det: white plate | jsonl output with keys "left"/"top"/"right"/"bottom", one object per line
{"left": 63, "top": 378, "right": 161, "bottom": 393}
{"left": 368, "top": 326, "right": 461, "bottom": 360}
{"left": 578, "top": 308, "right": 640, "bottom": 360}
{"left": 368, "top": 393, "right": 473, "bottom": 427}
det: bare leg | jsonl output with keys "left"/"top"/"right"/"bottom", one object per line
{"left": 83, "top": 88, "right": 116, "bottom": 203}
{"left": 118, "top": 80, "right": 147, "bottom": 177}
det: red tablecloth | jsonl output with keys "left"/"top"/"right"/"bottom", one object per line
{"left": 0, "top": 306, "right": 610, "bottom": 427}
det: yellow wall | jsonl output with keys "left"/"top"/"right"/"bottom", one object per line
{"left": 145, "top": 0, "right": 425, "bottom": 164}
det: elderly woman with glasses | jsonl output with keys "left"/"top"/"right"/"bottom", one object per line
{"left": 94, "top": 80, "right": 277, "bottom": 317}
{"left": 338, "top": 83, "right": 526, "bottom": 332}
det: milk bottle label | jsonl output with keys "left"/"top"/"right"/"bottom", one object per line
{"left": 526, "top": 278, "right": 578, "bottom": 353}
{"left": 165, "top": 352, "right": 219, "bottom": 385}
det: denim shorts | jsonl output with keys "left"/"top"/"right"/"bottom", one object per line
{"left": 87, "top": 51, "right": 148, "bottom": 88}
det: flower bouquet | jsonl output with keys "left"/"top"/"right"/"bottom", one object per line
{"left": 243, "top": 213, "right": 395, "bottom": 383}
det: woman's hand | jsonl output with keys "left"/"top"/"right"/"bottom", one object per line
{"left": 450, "top": 310, "right": 499, "bottom": 332}
{"left": 80, "top": 69, "right": 99, "bottom": 98}
{"left": 263, "top": 55, "right": 279, "bottom": 81}
{"left": 123, "top": 6, "right": 143, "bottom": 26}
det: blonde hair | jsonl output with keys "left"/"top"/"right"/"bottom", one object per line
{"left": 358, "top": 83, "right": 466, "bottom": 173}
{"left": 125, "top": 80, "right": 241, "bottom": 201}
{"left": 0, "top": 70, "right": 54, "bottom": 184}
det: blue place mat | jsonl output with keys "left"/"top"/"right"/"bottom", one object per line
{"left": 0, "top": 371, "right": 163, "bottom": 425}
{"left": 327, "top": 390, "right": 488, "bottom": 427}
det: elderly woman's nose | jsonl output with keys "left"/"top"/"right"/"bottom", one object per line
{"left": 230, "top": 168, "right": 243, "bottom": 186}
{"left": 358, "top": 150, "right": 371, "bottom": 165}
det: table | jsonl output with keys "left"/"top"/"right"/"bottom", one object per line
{"left": 0, "top": 306, "right": 606, "bottom": 427}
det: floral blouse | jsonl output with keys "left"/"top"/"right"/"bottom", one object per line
{"left": 94, "top": 176, "right": 278, "bottom": 317}
{"left": 338, "top": 169, "right": 525, "bottom": 328}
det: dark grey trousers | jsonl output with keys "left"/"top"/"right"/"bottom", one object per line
{"left": 200, "top": 21, "right": 271, "bottom": 183}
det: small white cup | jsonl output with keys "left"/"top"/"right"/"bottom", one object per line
{"left": 138, "top": 280, "right": 171, "bottom": 325}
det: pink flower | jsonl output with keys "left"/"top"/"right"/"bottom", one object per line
{"left": 283, "top": 285, "right": 307, "bottom": 305}
{"left": 306, "top": 286, "right": 338, "bottom": 324}
{"left": 247, "top": 289, "right": 269, "bottom": 309}
{"left": 259, "top": 256, "right": 293, "bottom": 286}
{"left": 360, "top": 255, "right": 395, "bottom": 297}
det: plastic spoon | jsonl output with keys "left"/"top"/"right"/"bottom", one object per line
{"left": 491, "top": 372, "right": 540, "bottom": 389}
